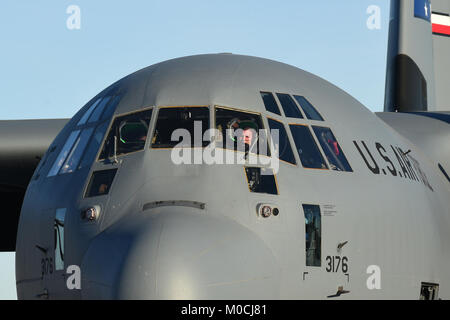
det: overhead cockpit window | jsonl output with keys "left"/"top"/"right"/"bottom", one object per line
{"left": 100, "top": 94, "right": 123, "bottom": 122}
{"left": 85, "top": 169, "right": 118, "bottom": 198}
{"left": 312, "top": 126, "right": 352, "bottom": 172}
{"left": 33, "top": 145, "right": 57, "bottom": 180}
{"left": 88, "top": 96, "right": 113, "bottom": 124}
{"left": 290, "top": 124, "right": 328, "bottom": 170}
{"left": 245, "top": 167, "right": 278, "bottom": 195}
{"left": 260, "top": 92, "right": 281, "bottom": 115}
{"left": 77, "top": 98, "right": 102, "bottom": 126}
{"left": 267, "top": 118, "right": 296, "bottom": 165}
{"left": 99, "top": 109, "right": 153, "bottom": 159}
{"left": 77, "top": 90, "right": 123, "bottom": 127}
{"left": 47, "top": 130, "right": 80, "bottom": 177}
{"left": 215, "top": 107, "right": 268, "bottom": 156}
{"left": 151, "top": 107, "right": 210, "bottom": 148}
{"left": 293, "top": 96, "right": 324, "bottom": 121}
{"left": 303, "top": 204, "right": 321, "bottom": 267}
{"left": 59, "top": 127, "right": 94, "bottom": 174}
{"left": 276, "top": 93, "right": 303, "bottom": 119}
{"left": 78, "top": 122, "right": 109, "bottom": 170}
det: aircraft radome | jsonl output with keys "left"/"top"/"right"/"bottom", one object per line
{"left": 1, "top": 0, "right": 449, "bottom": 300}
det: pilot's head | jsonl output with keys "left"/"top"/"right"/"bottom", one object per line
{"left": 237, "top": 120, "right": 258, "bottom": 145}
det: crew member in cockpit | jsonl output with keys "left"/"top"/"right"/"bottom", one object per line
{"left": 227, "top": 118, "right": 259, "bottom": 155}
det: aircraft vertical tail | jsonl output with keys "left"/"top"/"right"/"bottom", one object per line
{"left": 384, "top": 0, "right": 450, "bottom": 112}
{"left": 431, "top": 0, "right": 450, "bottom": 111}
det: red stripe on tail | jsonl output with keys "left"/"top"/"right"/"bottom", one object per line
{"left": 433, "top": 23, "right": 450, "bottom": 35}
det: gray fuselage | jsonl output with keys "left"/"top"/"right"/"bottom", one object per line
{"left": 15, "top": 54, "right": 450, "bottom": 299}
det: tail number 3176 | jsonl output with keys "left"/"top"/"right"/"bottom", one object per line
{"left": 326, "top": 256, "right": 348, "bottom": 273}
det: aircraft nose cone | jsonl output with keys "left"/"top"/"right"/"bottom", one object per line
{"left": 81, "top": 207, "right": 280, "bottom": 299}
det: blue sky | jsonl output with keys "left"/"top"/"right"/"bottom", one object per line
{"left": 0, "top": 0, "right": 390, "bottom": 299}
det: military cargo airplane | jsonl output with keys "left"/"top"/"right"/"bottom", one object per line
{"left": 1, "top": 0, "right": 449, "bottom": 299}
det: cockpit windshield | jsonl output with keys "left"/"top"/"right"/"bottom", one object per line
{"left": 99, "top": 109, "right": 153, "bottom": 160}
{"left": 312, "top": 126, "right": 352, "bottom": 172}
{"left": 267, "top": 118, "right": 296, "bottom": 165}
{"left": 151, "top": 107, "right": 210, "bottom": 148}
{"left": 215, "top": 107, "right": 269, "bottom": 156}
{"left": 290, "top": 124, "right": 328, "bottom": 170}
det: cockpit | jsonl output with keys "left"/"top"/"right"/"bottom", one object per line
{"left": 40, "top": 89, "right": 353, "bottom": 198}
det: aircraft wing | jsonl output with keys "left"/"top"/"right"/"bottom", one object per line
{"left": 0, "top": 119, "right": 68, "bottom": 251}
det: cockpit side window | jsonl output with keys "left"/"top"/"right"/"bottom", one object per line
{"left": 260, "top": 92, "right": 281, "bottom": 115}
{"left": 215, "top": 107, "right": 268, "bottom": 156}
{"left": 276, "top": 93, "right": 303, "bottom": 119}
{"left": 151, "top": 107, "right": 210, "bottom": 148}
{"left": 312, "top": 126, "right": 352, "bottom": 172}
{"left": 293, "top": 96, "right": 324, "bottom": 121}
{"left": 99, "top": 109, "right": 153, "bottom": 160}
{"left": 267, "top": 118, "right": 296, "bottom": 165}
{"left": 290, "top": 124, "right": 328, "bottom": 170}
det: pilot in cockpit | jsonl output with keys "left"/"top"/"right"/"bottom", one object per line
{"left": 226, "top": 118, "right": 259, "bottom": 155}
